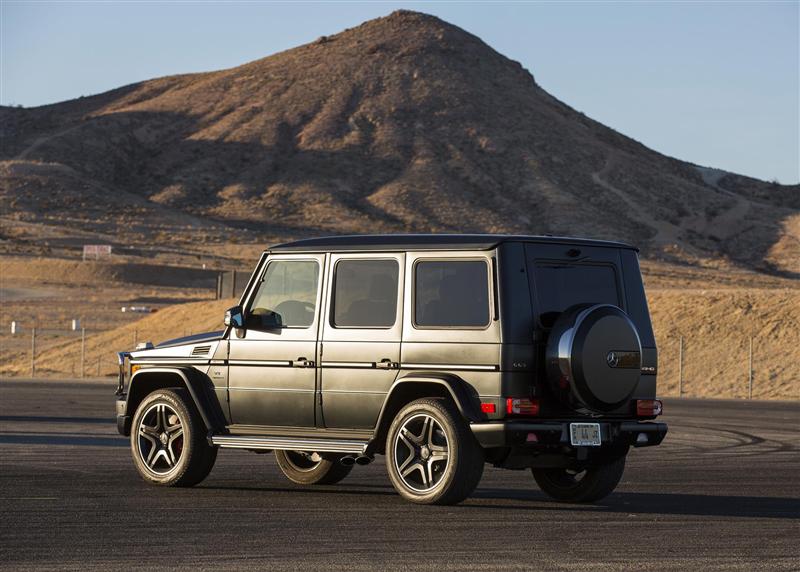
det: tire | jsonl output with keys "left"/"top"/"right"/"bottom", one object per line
{"left": 532, "top": 455, "right": 626, "bottom": 503}
{"left": 274, "top": 450, "right": 353, "bottom": 485}
{"left": 130, "top": 388, "right": 217, "bottom": 487}
{"left": 385, "top": 398, "right": 484, "bottom": 505}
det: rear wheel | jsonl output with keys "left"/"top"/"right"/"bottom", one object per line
{"left": 385, "top": 398, "right": 484, "bottom": 505}
{"left": 274, "top": 450, "right": 353, "bottom": 485}
{"left": 130, "top": 388, "right": 217, "bottom": 487}
{"left": 532, "top": 455, "right": 626, "bottom": 503}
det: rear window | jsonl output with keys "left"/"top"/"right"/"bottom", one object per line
{"left": 415, "top": 260, "right": 490, "bottom": 328}
{"left": 531, "top": 263, "right": 620, "bottom": 328}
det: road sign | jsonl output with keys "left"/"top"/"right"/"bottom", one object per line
{"left": 82, "top": 244, "right": 112, "bottom": 261}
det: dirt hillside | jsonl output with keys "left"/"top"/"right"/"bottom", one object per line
{"left": 0, "top": 10, "right": 796, "bottom": 275}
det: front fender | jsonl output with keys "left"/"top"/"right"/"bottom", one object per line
{"left": 119, "top": 367, "right": 225, "bottom": 436}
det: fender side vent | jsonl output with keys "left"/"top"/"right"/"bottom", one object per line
{"left": 192, "top": 345, "right": 212, "bottom": 356}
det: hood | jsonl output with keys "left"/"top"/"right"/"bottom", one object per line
{"left": 156, "top": 330, "right": 225, "bottom": 349}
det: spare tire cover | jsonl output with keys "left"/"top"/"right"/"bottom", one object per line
{"left": 546, "top": 304, "right": 642, "bottom": 412}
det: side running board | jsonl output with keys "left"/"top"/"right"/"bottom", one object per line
{"left": 210, "top": 435, "right": 369, "bottom": 455}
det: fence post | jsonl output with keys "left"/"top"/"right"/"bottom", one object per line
{"left": 133, "top": 329, "right": 138, "bottom": 349}
{"left": 678, "top": 335, "right": 684, "bottom": 397}
{"left": 80, "top": 327, "right": 86, "bottom": 379}
{"left": 30, "top": 327, "right": 36, "bottom": 378}
{"left": 748, "top": 336, "right": 753, "bottom": 399}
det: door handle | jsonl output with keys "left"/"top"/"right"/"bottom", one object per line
{"left": 376, "top": 358, "right": 399, "bottom": 369}
{"left": 293, "top": 357, "right": 315, "bottom": 368}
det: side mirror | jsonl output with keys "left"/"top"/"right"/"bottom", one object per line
{"left": 224, "top": 306, "right": 244, "bottom": 329}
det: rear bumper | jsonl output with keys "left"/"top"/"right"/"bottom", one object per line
{"left": 470, "top": 419, "right": 668, "bottom": 449}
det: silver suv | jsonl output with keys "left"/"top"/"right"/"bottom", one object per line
{"left": 115, "top": 234, "right": 666, "bottom": 505}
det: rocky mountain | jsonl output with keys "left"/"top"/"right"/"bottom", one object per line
{"left": 1, "top": 10, "right": 797, "bottom": 274}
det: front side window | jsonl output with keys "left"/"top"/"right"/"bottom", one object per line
{"left": 248, "top": 260, "right": 319, "bottom": 328}
{"left": 332, "top": 259, "right": 399, "bottom": 328}
{"left": 414, "top": 260, "right": 490, "bottom": 328}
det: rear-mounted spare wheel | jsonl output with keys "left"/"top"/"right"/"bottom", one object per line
{"left": 546, "top": 304, "right": 642, "bottom": 412}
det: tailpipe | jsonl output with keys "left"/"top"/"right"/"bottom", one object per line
{"left": 339, "top": 455, "right": 356, "bottom": 466}
{"left": 355, "top": 455, "right": 374, "bottom": 466}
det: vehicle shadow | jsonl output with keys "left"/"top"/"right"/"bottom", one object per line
{"left": 469, "top": 488, "right": 800, "bottom": 519}
{"left": 197, "top": 484, "right": 798, "bottom": 519}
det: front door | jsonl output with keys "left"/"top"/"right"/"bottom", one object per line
{"left": 228, "top": 253, "right": 325, "bottom": 428}
{"left": 320, "top": 253, "right": 404, "bottom": 428}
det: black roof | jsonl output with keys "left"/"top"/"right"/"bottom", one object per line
{"left": 268, "top": 234, "right": 636, "bottom": 253}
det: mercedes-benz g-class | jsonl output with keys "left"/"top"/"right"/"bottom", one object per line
{"left": 115, "top": 234, "right": 666, "bottom": 505}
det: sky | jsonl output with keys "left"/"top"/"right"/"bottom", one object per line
{"left": 1, "top": 1, "right": 798, "bottom": 184}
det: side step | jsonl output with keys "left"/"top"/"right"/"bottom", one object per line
{"left": 210, "top": 435, "right": 368, "bottom": 455}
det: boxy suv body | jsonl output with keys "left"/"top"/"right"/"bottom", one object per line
{"left": 115, "top": 234, "right": 666, "bottom": 505}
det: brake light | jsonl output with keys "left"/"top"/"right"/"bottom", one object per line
{"left": 636, "top": 399, "right": 663, "bottom": 417}
{"left": 506, "top": 398, "right": 540, "bottom": 416}
{"left": 480, "top": 402, "right": 496, "bottom": 414}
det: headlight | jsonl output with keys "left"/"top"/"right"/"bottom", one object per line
{"left": 116, "top": 352, "right": 131, "bottom": 395}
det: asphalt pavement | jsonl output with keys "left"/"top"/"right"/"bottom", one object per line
{"left": 0, "top": 378, "right": 798, "bottom": 571}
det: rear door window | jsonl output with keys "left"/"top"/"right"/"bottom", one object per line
{"left": 332, "top": 259, "right": 399, "bottom": 328}
{"left": 531, "top": 263, "right": 620, "bottom": 328}
{"left": 414, "top": 260, "right": 490, "bottom": 328}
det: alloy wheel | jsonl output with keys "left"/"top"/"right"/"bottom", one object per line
{"left": 137, "top": 403, "right": 184, "bottom": 475}
{"left": 393, "top": 413, "right": 450, "bottom": 492}
{"left": 283, "top": 451, "right": 323, "bottom": 472}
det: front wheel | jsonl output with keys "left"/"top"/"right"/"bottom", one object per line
{"left": 274, "top": 450, "right": 353, "bottom": 485}
{"left": 532, "top": 455, "right": 626, "bottom": 503}
{"left": 385, "top": 398, "right": 484, "bottom": 505}
{"left": 130, "top": 388, "right": 217, "bottom": 487}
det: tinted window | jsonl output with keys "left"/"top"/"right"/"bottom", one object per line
{"left": 532, "top": 263, "right": 619, "bottom": 327}
{"left": 415, "top": 260, "right": 490, "bottom": 328}
{"left": 333, "top": 260, "right": 399, "bottom": 328}
{"left": 249, "top": 260, "right": 319, "bottom": 328}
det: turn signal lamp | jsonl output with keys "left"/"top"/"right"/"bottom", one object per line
{"left": 636, "top": 399, "right": 663, "bottom": 417}
{"left": 506, "top": 398, "right": 540, "bottom": 416}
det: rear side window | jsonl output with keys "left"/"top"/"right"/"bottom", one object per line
{"left": 415, "top": 260, "right": 490, "bottom": 328}
{"left": 332, "top": 259, "right": 399, "bottom": 328}
{"left": 532, "top": 263, "right": 620, "bottom": 327}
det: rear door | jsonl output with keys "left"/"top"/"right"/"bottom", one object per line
{"left": 320, "top": 253, "right": 404, "bottom": 428}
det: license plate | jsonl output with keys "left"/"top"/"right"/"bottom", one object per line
{"left": 570, "top": 423, "right": 601, "bottom": 446}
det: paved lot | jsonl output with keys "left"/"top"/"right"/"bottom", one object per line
{"left": 0, "top": 379, "right": 798, "bottom": 571}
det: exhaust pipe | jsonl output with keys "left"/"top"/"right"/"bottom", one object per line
{"left": 355, "top": 455, "right": 374, "bottom": 466}
{"left": 339, "top": 456, "right": 356, "bottom": 466}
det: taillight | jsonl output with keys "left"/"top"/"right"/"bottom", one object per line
{"left": 506, "top": 398, "right": 540, "bottom": 416}
{"left": 636, "top": 399, "right": 663, "bottom": 417}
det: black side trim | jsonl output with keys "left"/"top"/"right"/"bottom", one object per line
{"left": 373, "top": 373, "right": 482, "bottom": 431}
{"left": 123, "top": 367, "right": 226, "bottom": 435}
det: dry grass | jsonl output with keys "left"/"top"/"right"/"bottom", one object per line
{"left": 0, "top": 299, "right": 233, "bottom": 377}
{"left": 649, "top": 289, "right": 800, "bottom": 400}
{"left": 4, "top": 289, "right": 797, "bottom": 400}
